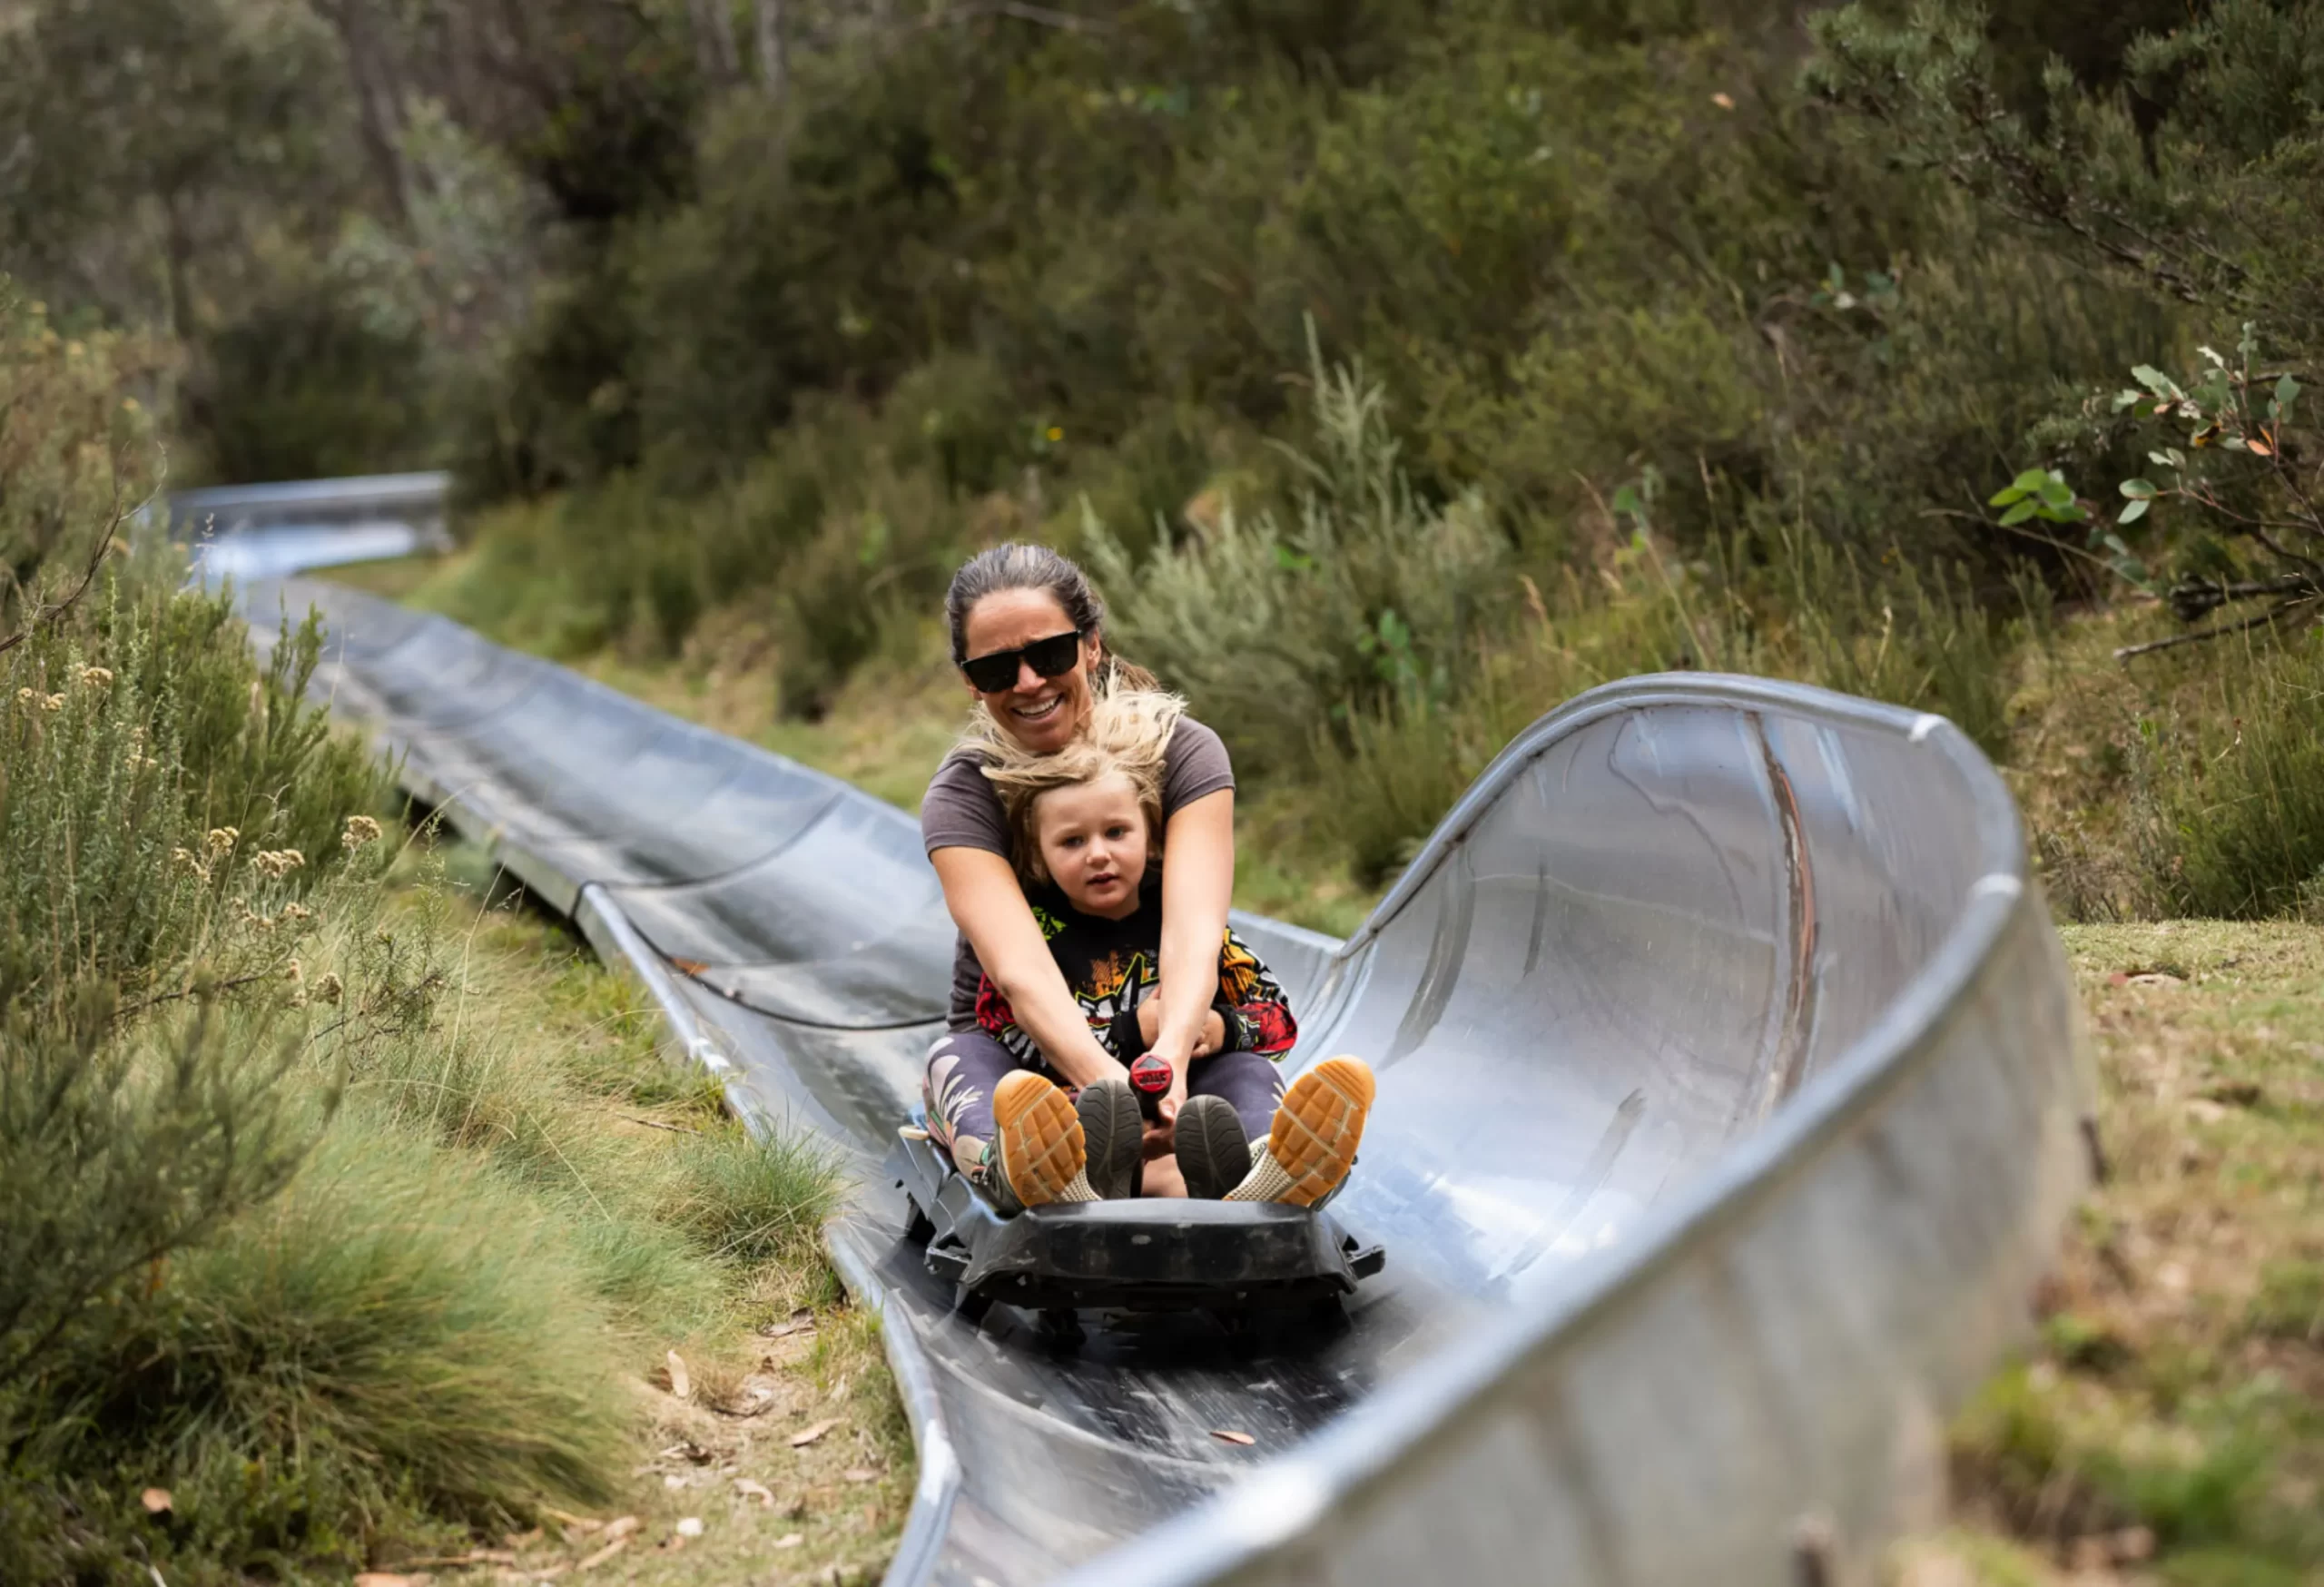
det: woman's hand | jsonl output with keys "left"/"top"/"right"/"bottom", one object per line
{"left": 1132, "top": 1002, "right": 1219, "bottom": 1155}
{"left": 1148, "top": 786, "right": 1236, "bottom": 1078}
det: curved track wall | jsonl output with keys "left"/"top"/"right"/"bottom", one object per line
{"left": 247, "top": 576, "right": 2090, "bottom": 1587}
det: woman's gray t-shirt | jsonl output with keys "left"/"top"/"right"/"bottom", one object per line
{"left": 921, "top": 717, "right": 1234, "bottom": 1030}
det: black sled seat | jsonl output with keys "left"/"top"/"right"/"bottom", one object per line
{"left": 887, "top": 1127, "right": 1384, "bottom": 1314}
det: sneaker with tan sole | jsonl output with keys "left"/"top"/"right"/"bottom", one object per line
{"left": 1225, "top": 1056, "right": 1374, "bottom": 1207}
{"left": 992, "top": 1070, "right": 1099, "bottom": 1209}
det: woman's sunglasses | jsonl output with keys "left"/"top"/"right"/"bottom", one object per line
{"left": 960, "top": 629, "right": 1085, "bottom": 693}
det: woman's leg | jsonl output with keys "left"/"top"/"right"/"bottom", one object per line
{"left": 925, "top": 1030, "right": 1107, "bottom": 1208}
{"left": 1186, "top": 1049, "right": 1286, "bottom": 1144}
{"left": 923, "top": 1029, "right": 1031, "bottom": 1182}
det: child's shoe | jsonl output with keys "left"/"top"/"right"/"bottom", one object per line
{"left": 990, "top": 1070, "right": 1099, "bottom": 1209}
{"left": 1075, "top": 1079, "right": 1144, "bottom": 1200}
{"left": 1225, "top": 1057, "right": 1374, "bottom": 1207}
{"left": 1175, "top": 1095, "right": 1252, "bottom": 1199}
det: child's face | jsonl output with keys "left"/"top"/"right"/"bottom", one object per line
{"left": 1032, "top": 772, "right": 1150, "bottom": 920}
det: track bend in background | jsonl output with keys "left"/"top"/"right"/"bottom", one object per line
{"left": 242, "top": 573, "right": 2091, "bottom": 1587}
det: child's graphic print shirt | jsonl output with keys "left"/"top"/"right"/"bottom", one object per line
{"left": 974, "top": 882, "right": 1297, "bottom": 1067}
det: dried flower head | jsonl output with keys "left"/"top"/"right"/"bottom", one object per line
{"left": 78, "top": 665, "right": 113, "bottom": 690}
{"left": 40, "top": 693, "right": 64, "bottom": 713}
{"left": 205, "top": 827, "right": 240, "bottom": 856}
{"left": 313, "top": 972, "right": 344, "bottom": 1006}
{"left": 170, "top": 848, "right": 211, "bottom": 882}
{"left": 254, "top": 849, "right": 307, "bottom": 880}
{"left": 342, "top": 814, "right": 383, "bottom": 849}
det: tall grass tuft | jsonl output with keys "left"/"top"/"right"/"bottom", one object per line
{"left": 50, "top": 1130, "right": 634, "bottom": 1554}
{"left": 669, "top": 1128, "right": 845, "bottom": 1267}
{"left": 2142, "top": 626, "right": 2324, "bottom": 918}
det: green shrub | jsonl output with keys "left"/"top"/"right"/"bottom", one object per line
{"left": 0, "top": 290, "right": 165, "bottom": 616}
{"left": 0, "top": 289, "right": 394, "bottom": 1414}
{"left": 1762, "top": 529, "right": 2035, "bottom": 760}
{"left": 771, "top": 463, "right": 961, "bottom": 717}
{"left": 182, "top": 265, "right": 436, "bottom": 486}
{"left": 0, "top": 1000, "right": 312, "bottom": 1419}
{"left": 3, "top": 583, "right": 390, "bottom": 1003}
{"left": 1088, "top": 332, "right": 1507, "bottom": 775}
{"left": 0, "top": 579, "right": 399, "bottom": 1461}
{"left": 2246, "top": 1258, "right": 2324, "bottom": 1345}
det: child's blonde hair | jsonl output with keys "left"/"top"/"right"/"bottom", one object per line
{"left": 975, "top": 689, "right": 1186, "bottom": 886}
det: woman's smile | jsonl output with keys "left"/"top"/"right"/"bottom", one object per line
{"left": 960, "top": 587, "right": 1100, "bottom": 753}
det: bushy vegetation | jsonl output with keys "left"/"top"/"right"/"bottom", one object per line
{"left": 340, "top": 0, "right": 2324, "bottom": 899}
{"left": 17, "top": 0, "right": 2311, "bottom": 914}
{"left": 0, "top": 293, "right": 848, "bottom": 1582}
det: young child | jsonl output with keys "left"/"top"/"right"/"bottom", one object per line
{"left": 922, "top": 690, "right": 1374, "bottom": 1211}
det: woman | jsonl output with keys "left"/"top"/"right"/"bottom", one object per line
{"left": 919, "top": 543, "right": 1372, "bottom": 1210}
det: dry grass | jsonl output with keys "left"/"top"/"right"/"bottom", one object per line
{"left": 347, "top": 843, "right": 911, "bottom": 1585}
{"left": 1915, "top": 921, "right": 2324, "bottom": 1585}
{"left": 555, "top": 1303, "right": 911, "bottom": 1587}
{"left": 358, "top": 1294, "right": 910, "bottom": 1587}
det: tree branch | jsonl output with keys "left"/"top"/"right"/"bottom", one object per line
{"left": 0, "top": 498, "right": 130, "bottom": 658}
{"left": 916, "top": 0, "right": 1108, "bottom": 32}
{"left": 111, "top": 969, "right": 279, "bottom": 1026}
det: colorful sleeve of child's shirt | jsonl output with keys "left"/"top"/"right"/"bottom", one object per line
{"left": 1216, "top": 929, "right": 1299, "bottom": 1059}
{"left": 973, "top": 976, "right": 1038, "bottom": 1065}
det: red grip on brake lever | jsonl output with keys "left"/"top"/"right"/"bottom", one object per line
{"left": 1128, "top": 1053, "right": 1173, "bottom": 1122}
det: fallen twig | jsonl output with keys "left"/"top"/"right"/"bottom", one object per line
{"left": 2114, "top": 596, "right": 2323, "bottom": 659}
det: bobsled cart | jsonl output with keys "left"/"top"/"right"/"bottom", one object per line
{"left": 885, "top": 1055, "right": 1384, "bottom": 1324}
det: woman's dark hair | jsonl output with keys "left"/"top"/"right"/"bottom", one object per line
{"left": 943, "top": 543, "right": 1157, "bottom": 693}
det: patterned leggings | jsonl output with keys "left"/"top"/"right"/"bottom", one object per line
{"left": 923, "top": 1028, "right": 1286, "bottom": 1176}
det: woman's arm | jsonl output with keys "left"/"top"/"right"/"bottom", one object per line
{"left": 1149, "top": 786, "right": 1236, "bottom": 1081}
{"left": 931, "top": 847, "right": 1126, "bottom": 1089}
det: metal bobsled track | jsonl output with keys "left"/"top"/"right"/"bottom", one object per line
{"left": 244, "top": 572, "right": 2092, "bottom": 1587}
